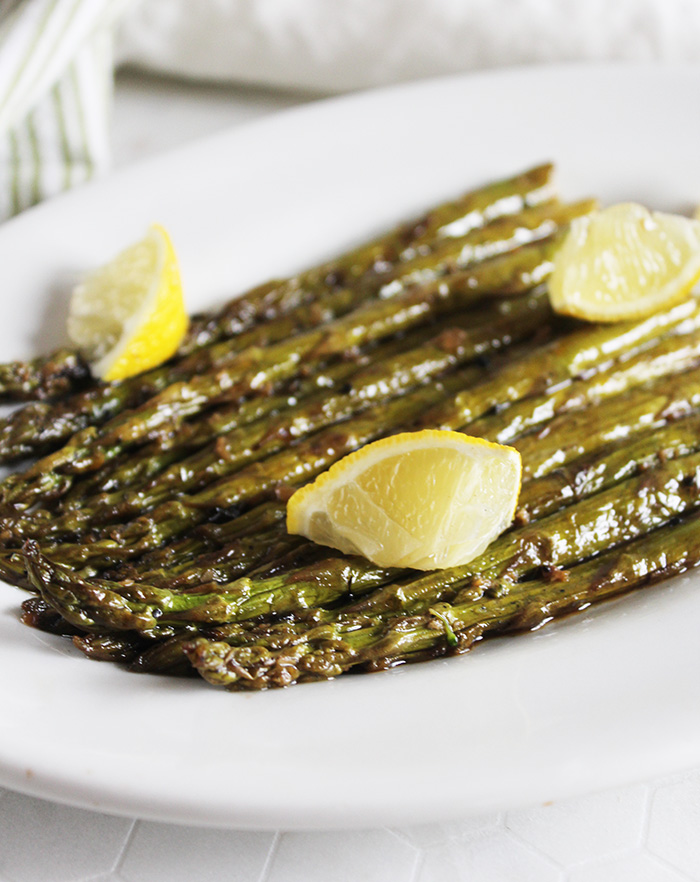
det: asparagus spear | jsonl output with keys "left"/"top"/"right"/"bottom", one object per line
{"left": 97, "top": 377, "right": 700, "bottom": 592}
{"left": 418, "top": 297, "right": 700, "bottom": 430}
{"left": 517, "top": 410, "right": 700, "bottom": 521}
{"left": 54, "top": 311, "right": 470, "bottom": 507}
{"left": 0, "top": 164, "right": 555, "bottom": 403}
{"left": 10, "top": 298, "right": 700, "bottom": 566}
{"left": 23, "top": 316, "right": 700, "bottom": 562}
{"left": 31, "top": 369, "right": 478, "bottom": 568}
{"left": 180, "top": 163, "right": 557, "bottom": 355}
{"left": 4, "top": 289, "right": 552, "bottom": 514}
{"left": 13, "top": 312, "right": 692, "bottom": 580}
{"left": 20, "top": 293, "right": 551, "bottom": 537}
{"left": 0, "top": 237, "right": 557, "bottom": 466}
{"left": 515, "top": 364, "right": 700, "bottom": 480}
{"left": 338, "top": 447, "right": 700, "bottom": 616}
{"left": 132, "top": 500, "right": 289, "bottom": 573}
{"left": 0, "top": 239, "right": 559, "bottom": 519}
{"left": 23, "top": 358, "right": 700, "bottom": 668}
{"left": 23, "top": 540, "right": 397, "bottom": 634}
{"left": 0, "top": 550, "right": 31, "bottom": 589}
{"left": 0, "top": 309, "right": 443, "bottom": 510}
{"left": 182, "top": 509, "right": 700, "bottom": 689}
{"left": 372, "top": 198, "right": 581, "bottom": 296}
{"left": 117, "top": 398, "right": 700, "bottom": 594}
{"left": 53, "top": 354, "right": 374, "bottom": 507}
{"left": 136, "top": 527, "right": 307, "bottom": 590}
{"left": 0, "top": 349, "right": 91, "bottom": 402}
{"left": 73, "top": 389, "right": 699, "bottom": 593}
{"left": 170, "top": 199, "right": 585, "bottom": 384}
{"left": 20, "top": 596, "right": 83, "bottom": 636}
{"left": 23, "top": 449, "right": 700, "bottom": 631}
{"left": 71, "top": 632, "right": 151, "bottom": 665}
{"left": 126, "top": 409, "right": 700, "bottom": 671}
{"left": 463, "top": 322, "right": 700, "bottom": 444}
{"left": 0, "top": 284, "right": 367, "bottom": 463}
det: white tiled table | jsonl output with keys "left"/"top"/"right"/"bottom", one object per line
{"left": 1, "top": 69, "right": 699, "bottom": 882}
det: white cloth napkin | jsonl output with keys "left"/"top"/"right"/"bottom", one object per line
{"left": 4, "top": 0, "right": 700, "bottom": 222}
{"left": 0, "top": 0, "right": 128, "bottom": 221}
{"left": 116, "top": 0, "right": 700, "bottom": 93}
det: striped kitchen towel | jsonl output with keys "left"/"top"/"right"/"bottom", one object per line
{"left": 0, "top": 0, "right": 130, "bottom": 221}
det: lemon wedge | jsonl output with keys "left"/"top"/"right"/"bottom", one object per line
{"left": 548, "top": 203, "right": 700, "bottom": 322}
{"left": 286, "top": 430, "right": 521, "bottom": 571}
{"left": 68, "top": 224, "right": 188, "bottom": 381}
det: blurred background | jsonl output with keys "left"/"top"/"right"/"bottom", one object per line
{"left": 4, "top": 0, "right": 700, "bottom": 218}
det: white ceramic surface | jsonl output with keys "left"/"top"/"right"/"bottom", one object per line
{"left": 0, "top": 64, "right": 699, "bottom": 830}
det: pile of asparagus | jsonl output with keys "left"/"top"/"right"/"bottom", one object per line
{"left": 2, "top": 162, "right": 700, "bottom": 691}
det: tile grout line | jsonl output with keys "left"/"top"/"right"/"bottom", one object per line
{"left": 636, "top": 783, "right": 695, "bottom": 878}
{"left": 112, "top": 817, "right": 138, "bottom": 875}
{"left": 501, "top": 822, "right": 568, "bottom": 876}
{"left": 645, "top": 850, "right": 696, "bottom": 882}
{"left": 256, "top": 829, "right": 281, "bottom": 882}
{"left": 407, "top": 845, "right": 425, "bottom": 882}
{"left": 638, "top": 784, "right": 654, "bottom": 848}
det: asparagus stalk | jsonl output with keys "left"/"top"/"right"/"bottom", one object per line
{"left": 50, "top": 311, "right": 470, "bottom": 507}
{"left": 0, "top": 236, "right": 558, "bottom": 467}
{"left": 10, "top": 299, "right": 700, "bottom": 568}
{"left": 418, "top": 297, "right": 700, "bottom": 430}
{"left": 32, "top": 369, "right": 478, "bottom": 568}
{"left": 23, "top": 449, "right": 700, "bottom": 631}
{"left": 114, "top": 398, "right": 700, "bottom": 594}
{"left": 68, "top": 392, "right": 700, "bottom": 594}
{"left": 0, "top": 308, "right": 447, "bottom": 511}
{"left": 464, "top": 322, "right": 700, "bottom": 444}
{"left": 20, "top": 596, "right": 83, "bottom": 636}
{"left": 0, "top": 284, "right": 366, "bottom": 463}
{"left": 130, "top": 500, "right": 290, "bottom": 575}
{"left": 0, "top": 164, "right": 556, "bottom": 404}
{"left": 98, "top": 386, "right": 700, "bottom": 593}
{"left": 137, "top": 527, "right": 307, "bottom": 591}
{"left": 170, "top": 199, "right": 584, "bottom": 384}
{"left": 372, "top": 197, "right": 578, "bottom": 296}
{"left": 0, "top": 349, "right": 90, "bottom": 402}
{"left": 54, "top": 353, "right": 375, "bottom": 506}
{"left": 517, "top": 410, "right": 700, "bottom": 521}
{"left": 182, "top": 509, "right": 700, "bottom": 689}
{"left": 339, "top": 448, "right": 700, "bottom": 616}
{"left": 12, "top": 319, "right": 700, "bottom": 585}
{"left": 180, "top": 163, "right": 557, "bottom": 354}
{"left": 71, "top": 632, "right": 151, "bottom": 665}
{"left": 20, "top": 292, "right": 551, "bottom": 538}
{"left": 515, "top": 364, "right": 700, "bottom": 480}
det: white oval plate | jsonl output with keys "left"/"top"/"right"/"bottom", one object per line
{"left": 1, "top": 63, "right": 700, "bottom": 830}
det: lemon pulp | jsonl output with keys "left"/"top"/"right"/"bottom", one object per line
{"left": 287, "top": 430, "right": 522, "bottom": 571}
{"left": 68, "top": 224, "right": 187, "bottom": 381}
{"left": 549, "top": 203, "right": 700, "bottom": 322}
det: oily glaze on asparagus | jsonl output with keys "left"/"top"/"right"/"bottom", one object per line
{"left": 0, "top": 235, "right": 561, "bottom": 465}
{"left": 4, "top": 163, "right": 700, "bottom": 694}
{"left": 181, "top": 510, "right": 700, "bottom": 690}
{"left": 7, "top": 302, "right": 700, "bottom": 574}
{"left": 22, "top": 442, "right": 700, "bottom": 634}
{"left": 177, "top": 162, "right": 558, "bottom": 354}
{"left": 0, "top": 163, "right": 555, "bottom": 403}
{"left": 10, "top": 294, "right": 552, "bottom": 535}
{"left": 1, "top": 291, "right": 552, "bottom": 516}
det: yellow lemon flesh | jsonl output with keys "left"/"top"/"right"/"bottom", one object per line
{"left": 286, "top": 430, "right": 522, "bottom": 571}
{"left": 68, "top": 224, "right": 188, "bottom": 381}
{"left": 548, "top": 203, "right": 700, "bottom": 322}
